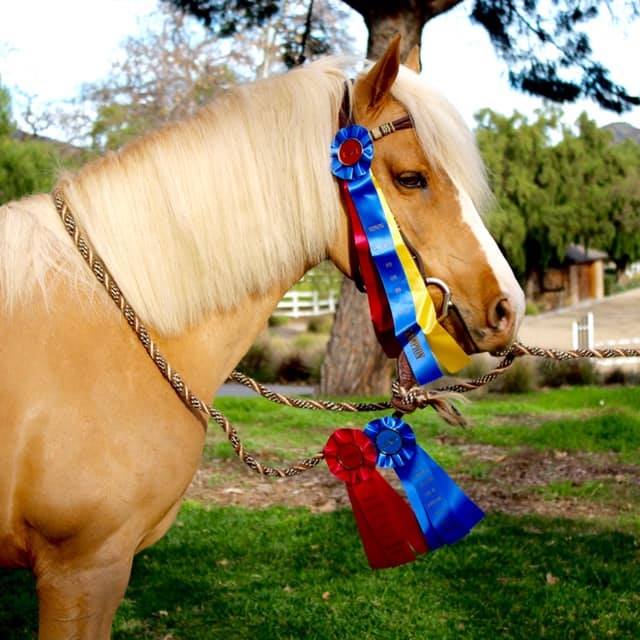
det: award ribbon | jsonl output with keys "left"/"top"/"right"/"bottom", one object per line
{"left": 331, "top": 125, "right": 470, "bottom": 384}
{"left": 323, "top": 429, "right": 427, "bottom": 569}
{"left": 364, "top": 415, "right": 484, "bottom": 551}
{"left": 340, "top": 180, "right": 399, "bottom": 356}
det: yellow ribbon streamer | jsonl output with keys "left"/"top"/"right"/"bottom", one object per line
{"left": 372, "top": 174, "right": 471, "bottom": 373}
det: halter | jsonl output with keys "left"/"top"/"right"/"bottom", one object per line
{"left": 354, "top": 115, "right": 453, "bottom": 322}
{"left": 332, "top": 103, "right": 475, "bottom": 384}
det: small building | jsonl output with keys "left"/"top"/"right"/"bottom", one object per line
{"left": 526, "top": 244, "right": 607, "bottom": 309}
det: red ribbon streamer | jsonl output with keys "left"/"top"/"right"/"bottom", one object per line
{"left": 324, "top": 429, "right": 428, "bottom": 569}
{"left": 341, "top": 181, "right": 400, "bottom": 357}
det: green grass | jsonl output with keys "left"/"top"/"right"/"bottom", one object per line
{"left": 2, "top": 386, "right": 639, "bottom": 638}
{"left": 2, "top": 503, "right": 638, "bottom": 640}
{"left": 538, "top": 479, "right": 640, "bottom": 505}
{"left": 206, "top": 386, "right": 640, "bottom": 463}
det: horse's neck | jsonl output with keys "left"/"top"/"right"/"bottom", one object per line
{"left": 157, "top": 271, "right": 305, "bottom": 401}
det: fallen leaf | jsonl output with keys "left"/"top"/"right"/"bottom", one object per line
{"left": 322, "top": 591, "right": 330, "bottom": 600}
{"left": 546, "top": 572, "right": 558, "bottom": 585}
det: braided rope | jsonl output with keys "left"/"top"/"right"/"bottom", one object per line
{"left": 51, "top": 190, "right": 640, "bottom": 477}
{"left": 53, "top": 190, "right": 326, "bottom": 477}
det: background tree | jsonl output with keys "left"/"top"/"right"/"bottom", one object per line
{"left": 169, "top": 0, "right": 640, "bottom": 395}
{"left": 606, "top": 141, "right": 640, "bottom": 274}
{"left": 168, "top": 0, "right": 354, "bottom": 73}
{"left": 171, "top": 0, "right": 639, "bottom": 111}
{"left": 478, "top": 108, "right": 640, "bottom": 287}
{"left": 0, "top": 84, "right": 67, "bottom": 205}
{"left": 50, "top": 2, "right": 353, "bottom": 150}
{"left": 54, "top": 5, "right": 236, "bottom": 150}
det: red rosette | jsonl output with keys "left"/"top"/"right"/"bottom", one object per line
{"left": 323, "top": 429, "right": 377, "bottom": 484}
{"left": 324, "top": 429, "right": 428, "bottom": 569}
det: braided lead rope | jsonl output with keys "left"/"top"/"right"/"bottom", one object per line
{"left": 51, "top": 191, "right": 640, "bottom": 474}
{"left": 52, "top": 189, "right": 326, "bottom": 477}
{"left": 432, "top": 342, "right": 640, "bottom": 395}
{"left": 227, "top": 370, "right": 391, "bottom": 412}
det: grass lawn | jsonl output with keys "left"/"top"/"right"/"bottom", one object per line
{"left": 1, "top": 386, "right": 639, "bottom": 639}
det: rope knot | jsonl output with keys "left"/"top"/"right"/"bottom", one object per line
{"left": 391, "top": 381, "right": 430, "bottom": 413}
{"left": 391, "top": 381, "right": 467, "bottom": 427}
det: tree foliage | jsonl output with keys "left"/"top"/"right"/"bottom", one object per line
{"left": 58, "top": 5, "right": 236, "bottom": 150}
{"left": 171, "top": 0, "right": 639, "bottom": 112}
{"left": 51, "top": 2, "right": 352, "bottom": 151}
{"left": 166, "top": 0, "right": 354, "bottom": 70}
{"left": 0, "top": 84, "right": 61, "bottom": 205}
{"left": 470, "top": 0, "right": 640, "bottom": 112}
{"left": 477, "top": 108, "right": 640, "bottom": 281}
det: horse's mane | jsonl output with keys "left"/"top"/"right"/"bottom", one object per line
{"left": 0, "top": 58, "right": 488, "bottom": 335}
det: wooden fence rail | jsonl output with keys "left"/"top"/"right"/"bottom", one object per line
{"left": 274, "top": 290, "right": 338, "bottom": 318}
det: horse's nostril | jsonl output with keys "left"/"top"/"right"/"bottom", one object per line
{"left": 487, "top": 296, "right": 515, "bottom": 332}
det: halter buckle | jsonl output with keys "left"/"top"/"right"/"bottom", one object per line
{"left": 425, "top": 277, "right": 452, "bottom": 322}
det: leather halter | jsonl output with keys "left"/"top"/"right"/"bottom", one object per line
{"left": 337, "top": 89, "right": 479, "bottom": 351}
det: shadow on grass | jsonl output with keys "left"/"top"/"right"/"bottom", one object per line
{"left": 1, "top": 505, "right": 638, "bottom": 639}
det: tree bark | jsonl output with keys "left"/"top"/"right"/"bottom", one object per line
{"left": 343, "top": 1, "right": 465, "bottom": 58}
{"left": 320, "top": 278, "right": 393, "bottom": 395}
{"left": 320, "top": 4, "right": 435, "bottom": 395}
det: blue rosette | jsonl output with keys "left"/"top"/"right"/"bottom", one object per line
{"left": 331, "top": 125, "right": 374, "bottom": 181}
{"left": 364, "top": 415, "right": 484, "bottom": 551}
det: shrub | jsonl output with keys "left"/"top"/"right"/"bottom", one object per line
{"left": 539, "top": 359, "right": 598, "bottom": 387}
{"left": 491, "top": 358, "right": 539, "bottom": 393}
{"left": 238, "top": 331, "right": 327, "bottom": 384}
{"left": 602, "top": 366, "right": 640, "bottom": 386}
{"left": 236, "top": 337, "right": 277, "bottom": 381}
{"left": 525, "top": 301, "right": 540, "bottom": 316}
{"left": 268, "top": 315, "right": 289, "bottom": 328}
{"left": 307, "top": 315, "right": 333, "bottom": 334}
{"left": 276, "top": 353, "right": 312, "bottom": 382}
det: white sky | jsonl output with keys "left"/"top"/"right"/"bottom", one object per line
{"left": 0, "top": 0, "right": 639, "bottom": 137}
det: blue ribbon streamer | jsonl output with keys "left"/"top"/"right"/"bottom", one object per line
{"left": 364, "top": 416, "right": 484, "bottom": 551}
{"left": 331, "top": 126, "right": 442, "bottom": 384}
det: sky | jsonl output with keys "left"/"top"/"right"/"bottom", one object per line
{"left": 0, "top": 0, "right": 639, "bottom": 139}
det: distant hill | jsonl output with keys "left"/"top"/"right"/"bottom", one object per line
{"left": 602, "top": 122, "right": 640, "bottom": 145}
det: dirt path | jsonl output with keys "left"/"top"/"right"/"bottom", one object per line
{"left": 186, "top": 446, "right": 640, "bottom": 520}
{"left": 519, "top": 287, "right": 640, "bottom": 349}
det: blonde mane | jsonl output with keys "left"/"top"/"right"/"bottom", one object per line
{"left": 391, "top": 66, "right": 490, "bottom": 213}
{"left": 0, "top": 58, "right": 489, "bottom": 335}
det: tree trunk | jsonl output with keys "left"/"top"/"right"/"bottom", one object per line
{"left": 362, "top": 5, "right": 426, "bottom": 59}
{"left": 320, "top": 278, "right": 393, "bottom": 395}
{"left": 320, "top": 6, "right": 430, "bottom": 395}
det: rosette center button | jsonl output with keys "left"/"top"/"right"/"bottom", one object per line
{"left": 338, "top": 443, "right": 364, "bottom": 470}
{"left": 375, "top": 429, "right": 403, "bottom": 455}
{"left": 338, "top": 138, "right": 363, "bottom": 166}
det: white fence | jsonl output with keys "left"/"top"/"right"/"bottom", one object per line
{"left": 274, "top": 290, "right": 337, "bottom": 318}
{"left": 572, "top": 311, "right": 640, "bottom": 352}
{"left": 572, "top": 312, "right": 594, "bottom": 349}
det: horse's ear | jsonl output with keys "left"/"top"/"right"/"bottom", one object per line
{"left": 404, "top": 45, "right": 421, "bottom": 73}
{"left": 358, "top": 34, "right": 402, "bottom": 109}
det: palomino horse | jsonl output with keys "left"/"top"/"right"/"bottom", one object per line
{"left": 0, "top": 37, "right": 524, "bottom": 638}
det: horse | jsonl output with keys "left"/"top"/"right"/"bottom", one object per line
{"left": 0, "top": 36, "right": 525, "bottom": 638}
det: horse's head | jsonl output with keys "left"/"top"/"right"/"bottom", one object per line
{"left": 328, "top": 37, "right": 525, "bottom": 355}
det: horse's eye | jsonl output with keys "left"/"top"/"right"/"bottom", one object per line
{"left": 396, "top": 172, "right": 428, "bottom": 190}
